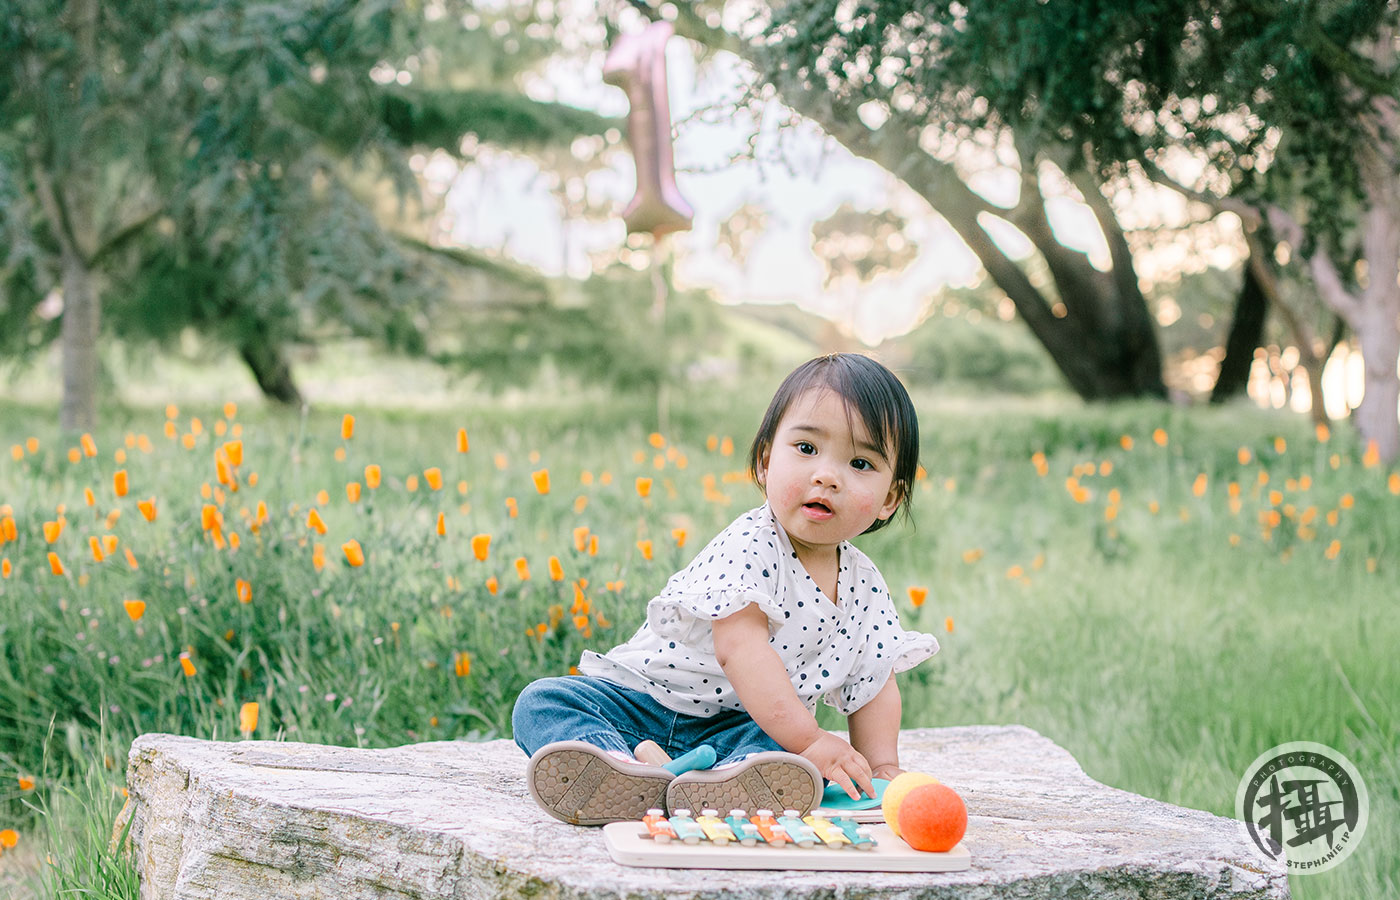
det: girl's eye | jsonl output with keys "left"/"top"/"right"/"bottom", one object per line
{"left": 851, "top": 458, "right": 874, "bottom": 471}
{"left": 796, "top": 441, "right": 816, "bottom": 455}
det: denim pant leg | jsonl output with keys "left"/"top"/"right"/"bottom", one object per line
{"left": 511, "top": 675, "right": 673, "bottom": 758}
{"left": 667, "top": 706, "right": 785, "bottom": 767}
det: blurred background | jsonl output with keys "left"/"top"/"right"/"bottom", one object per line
{"left": 2, "top": 2, "right": 1398, "bottom": 899}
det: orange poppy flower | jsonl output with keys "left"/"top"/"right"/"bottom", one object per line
{"left": 236, "top": 579, "right": 252, "bottom": 604}
{"left": 342, "top": 540, "right": 364, "bottom": 567}
{"left": 346, "top": 482, "right": 362, "bottom": 503}
{"left": 0, "top": 829, "right": 18, "bottom": 848}
{"left": 223, "top": 440, "right": 243, "bottom": 467}
{"left": 636, "top": 540, "right": 653, "bottom": 561}
{"left": 47, "top": 552, "right": 64, "bottom": 576}
{"left": 181, "top": 433, "right": 197, "bottom": 450}
{"left": 485, "top": 576, "right": 499, "bottom": 595}
{"left": 17, "top": 776, "right": 34, "bottom": 791}
{"left": 80, "top": 433, "right": 97, "bottom": 457}
{"left": 573, "top": 495, "right": 588, "bottom": 514}
{"left": 43, "top": 520, "right": 63, "bottom": 543}
{"left": 312, "top": 543, "right": 326, "bottom": 572}
{"left": 720, "top": 437, "right": 734, "bottom": 456}
{"left": 515, "top": 557, "right": 531, "bottom": 581}
{"left": 548, "top": 556, "right": 564, "bottom": 580}
{"left": 1, "top": 559, "right": 10, "bottom": 579}
{"left": 365, "top": 464, "right": 382, "bottom": 489}
{"left": 124, "top": 599, "right": 146, "bottom": 621}
{"left": 89, "top": 536, "right": 104, "bottom": 562}
{"left": 1120, "top": 435, "right": 1134, "bottom": 450}
{"left": 908, "top": 586, "right": 928, "bottom": 607}
{"left": 341, "top": 414, "right": 355, "bottom": 440}
{"left": 1362, "top": 440, "right": 1381, "bottom": 468}
{"left": 435, "top": 512, "right": 446, "bottom": 537}
{"left": 456, "top": 428, "right": 469, "bottom": 453}
{"left": 454, "top": 651, "right": 472, "bottom": 677}
{"left": 138, "top": 498, "right": 157, "bottom": 522}
{"left": 1325, "top": 540, "right": 1341, "bottom": 560}
{"left": 573, "top": 526, "right": 589, "bottom": 552}
{"left": 239, "top": 702, "right": 259, "bottom": 734}
{"left": 8, "top": 444, "right": 21, "bottom": 461}
{"left": 1192, "top": 474, "right": 1207, "bottom": 497}
{"left": 672, "top": 528, "right": 687, "bottom": 548}
{"left": 307, "top": 508, "right": 327, "bottom": 535}
{"left": 1151, "top": 428, "right": 1167, "bottom": 447}
{"left": 124, "top": 548, "right": 139, "bottom": 570}
{"left": 505, "top": 497, "right": 518, "bottom": 518}
{"left": 945, "top": 617, "right": 954, "bottom": 633}
{"left": 424, "top": 467, "right": 443, "bottom": 491}
{"left": 179, "top": 653, "right": 196, "bottom": 676}
{"left": 635, "top": 477, "right": 653, "bottom": 499}
{"left": 532, "top": 469, "right": 551, "bottom": 495}
{"left": 405, "top": 475, "right": 419, "bottom": 492}
{"left": 113, "top": 469, "right": 129, "bottom": 498}
{"left": 1, "top": 517, "right": 13, "bottom": 542}
{"left": 471, "top": 533, "right": 491, "bottom": 561}
{"left": 588, "top": 535, "right": 598, "bottom": 556}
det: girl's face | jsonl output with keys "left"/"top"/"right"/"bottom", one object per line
{"left": 756, "top": 388, "right": 903, "bottom": 563}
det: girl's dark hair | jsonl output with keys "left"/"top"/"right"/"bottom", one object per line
{"left": 747, "top": 353, "right": 919, "bottom": 534}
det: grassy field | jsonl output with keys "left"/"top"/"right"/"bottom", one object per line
{"left": 0, "top": 373, "right": 1396, "bottom": 898}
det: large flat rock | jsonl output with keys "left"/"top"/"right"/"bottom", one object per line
{"left": 122, "top": 725, "right": 1288, "bottom": 899}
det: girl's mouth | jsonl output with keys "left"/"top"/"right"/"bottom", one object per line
{"left": 802, "top": 501, "right": 834, "bottom": 520}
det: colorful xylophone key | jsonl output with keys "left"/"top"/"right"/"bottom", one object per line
{"left": 750, "top": 809, "right": 792, "bottom": 847}
{"left": 831, "top": 816, "right": 876, "bottom": 850}
{"left": 803, "top": 814, "right": 851, "bottom": 849}
{"left": 724, "top": 809, "right": 761, "bottom": 846}
{"left": 695, "top": 809, "right": 738, "bottom": 845}
{"left": 776, "top": 810, "right": 820, "bottom": 848}
{"left": 642, "top": 808, "right": 676, "bottom": 843}
{"left": 666, "top": 809, "right": 706, "bottom": 845}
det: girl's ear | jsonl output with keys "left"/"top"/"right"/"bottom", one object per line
{"left": 876, "top": 479, "right": 905, "bottom": 521}
{"left": 755, "top": 444, "right": 770, "bottom": 488}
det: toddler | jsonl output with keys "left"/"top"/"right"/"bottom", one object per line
{"left": 512, "top": 353, "right": 938, "bottom": 824}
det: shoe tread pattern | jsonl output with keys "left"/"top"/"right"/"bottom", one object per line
{"left": 531, "top": 748, "right": 670, "bottom": 826}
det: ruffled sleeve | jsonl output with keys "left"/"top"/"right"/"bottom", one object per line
{"left": 826, "top": 567, "right": 939, "bottom": 715}
{"left": 644, "top": 507, "right": 786, "bottom": 652}
{"left": 647, "top": 588, "right": 786, "bottom": 652}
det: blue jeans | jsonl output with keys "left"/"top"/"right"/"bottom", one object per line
{"left": 512, "top": 675, "right": 783, "bottom": 767}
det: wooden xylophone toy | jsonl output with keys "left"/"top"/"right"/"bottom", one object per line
{"left": 604, "top": 807, "right": 972, "bottom": 872}
{"left": 640, "top": 808, "right": 875, "bottom": 850}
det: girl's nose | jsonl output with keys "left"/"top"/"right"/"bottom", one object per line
{"left": 811, "top": 464, "right": 840, "bottom": 489}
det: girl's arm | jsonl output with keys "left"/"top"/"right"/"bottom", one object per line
{"left": 847, "top": 674, "right": 904, "bottom": 781}
{"left": 712, "top": 603, "right": 876, "bottom": 800}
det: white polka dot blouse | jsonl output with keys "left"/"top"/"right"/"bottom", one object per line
{"left": 577, "top": 503, "right": 939, "bottom": 717}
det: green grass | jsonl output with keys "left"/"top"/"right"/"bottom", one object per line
{"left": 0, "top": 377, "right": 1396, "bottom": 899}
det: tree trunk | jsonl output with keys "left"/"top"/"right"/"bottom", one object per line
{"left": 239, "top": 327, "right": 304, "bottom": 406}
{"left": 1353, "top": 293, "right": 1400, "bottom": 461}
{"left": 1210, "top": 255, "right": 1269, "bottom": 404}
{"left": 57, "top": 249, "right": 100, "bottom": 431}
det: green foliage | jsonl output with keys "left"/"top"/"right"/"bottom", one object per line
{"left": 0, "top": 0, "right": 627, "bottom": 402}
{"left": 439, "top": 262, "right": 729, "bottom": 396}
{"left": 889, "top": 309, "right": 1063, "bottom": 396}
{"left": 1, "top": 386, "right": 1398, "bottom": 897}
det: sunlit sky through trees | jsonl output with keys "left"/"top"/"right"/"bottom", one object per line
{"left": 410, "top": 18, "right": 1250, "bottom": 346}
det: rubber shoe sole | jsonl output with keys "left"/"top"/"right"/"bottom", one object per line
{"left": 526, "top": 740, "right": 674, "bottom": 826}
{"left": 665, "top": 751, "right": 822, "bottom": 817}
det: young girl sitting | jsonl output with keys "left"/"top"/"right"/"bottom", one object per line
{"left": 512, "top": 353, "right": 939, "bottom": 825}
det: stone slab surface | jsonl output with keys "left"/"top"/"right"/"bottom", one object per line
{"left": 122, "top": 725, "right": 1289, "bottom": 899}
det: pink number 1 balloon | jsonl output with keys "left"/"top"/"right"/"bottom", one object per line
{"left": 603, "top": 21, "right": 694, "bottom": 237}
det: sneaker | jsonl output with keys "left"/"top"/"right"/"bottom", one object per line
{"left": 665, "top": 751, "right": 822, "bottom": 817}
{"left": 526, "top": 740, "right": 675, "bottom": 826}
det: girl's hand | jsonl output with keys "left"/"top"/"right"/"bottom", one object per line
{"left": 872, "top": 763, "right": 904, "bottom": 781}
{"left": 799, "top": 732, "right": 876, "bottom": 801}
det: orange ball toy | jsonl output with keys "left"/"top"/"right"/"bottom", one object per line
{"left": 896, "top": 783, "right": 967, "bottom": 852}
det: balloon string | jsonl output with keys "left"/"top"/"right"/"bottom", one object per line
{"left": 651, "top": 235, "right": 670, "bottom": 436}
